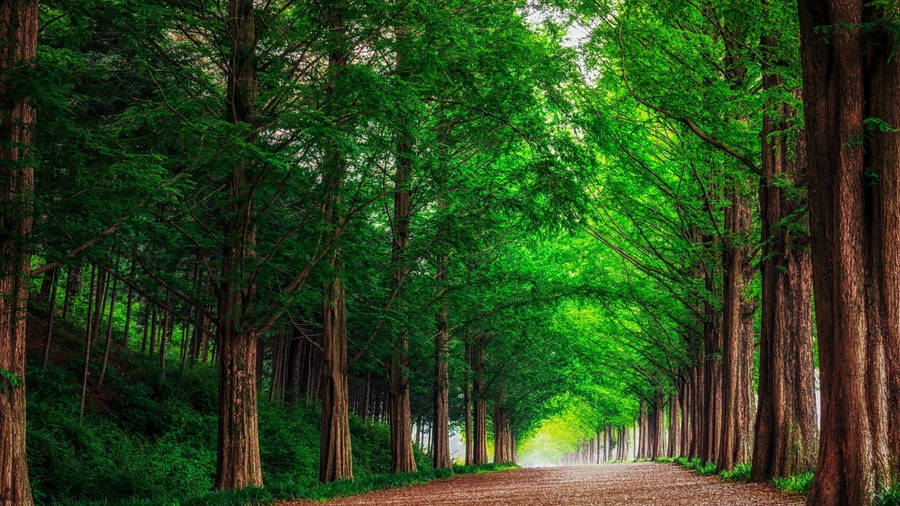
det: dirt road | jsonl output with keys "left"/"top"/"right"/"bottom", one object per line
{"left": 290, "top": 462, "right": 804, "bottom": 505}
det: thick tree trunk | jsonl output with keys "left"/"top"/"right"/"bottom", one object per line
{"left": 797, "top": 1, "right": 899, "bottom": 503}
{"left": 319, "top": 276, "right": 352, "bottom": 482}
{"left": 215, "top": 0, "right": 263, "bottom": 490}
{"left": 751, "top": 53, "right": 818, "bottom": 481}
{"left": 701, "top": 284, "right": 723, "bottom": 465}
{"left": 388, "top": 55, "right": 417, "bottom": 471}
{"left": 318, "top": 2, "right": 352, "bottom": 481}
{"left": 493, "top": 394, "right": 515, "bottom": 464}
{"left": 668, "top": 391, "right": 679, "bottom": 458}
{"left": 0, "top": 1, "right": 37, "bottom": 501}
{"left": 718, "top": 188, "right": 755, "bottom": 472}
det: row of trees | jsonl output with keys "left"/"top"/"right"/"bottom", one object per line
{"left": 552, "top": 1, "right": 898, "bottom": 505}
{"left": 1, "top": 0, "right": 600, "bottom": 503}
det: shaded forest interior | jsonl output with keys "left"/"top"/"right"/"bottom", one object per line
{"left": 0, "top": 0, "right": 898, "bottom": 505}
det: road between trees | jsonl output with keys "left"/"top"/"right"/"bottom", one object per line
{"left": 286, "top": 462, "right": 803, "bottom": 505}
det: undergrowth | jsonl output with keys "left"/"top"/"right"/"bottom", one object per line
{"left": 772, "top": 472, "right": 813, "bottom": 494}
{"left": 876, "top": 483, "right": 900, "bottom": 506}
{"left": 719, "top": 463, "right": 751, "bottom": 481}
{"left": 26, "top": 346, "right": 440, "bottom": 505}
{"left": 669, "top": 457, "right": 718, "bottom": 475}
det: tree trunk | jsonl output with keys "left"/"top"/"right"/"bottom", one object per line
{"left": 388, "top": 27, "right": 418, "bottom": 473}
{"left": 214, "top": 0, "right": 263, "bottom": 490}
{"left": 797, "top": 1, "right": 899, "bottom": 503}
{"left": 493, "top": 394, "right": 514, "bottom": 464}
{"left": 702, "top": 304, "right": 723, "bottom": 464}
{"left": 464, "top": 336, "right": 474, "bottom": 465}
{"left": 285, "top": 331, "right": 303, "bottom": 406}
{"left": 668, "top": 392, "right": 679, "bottom": 458}
{"left": 97, "top": 272, "right": 118, "bottom": 387}
{"left": 432, "top": 251, "right": 451, "bottom": 468}
{"left": 0, "top": 0, "right": 37, "bottom": 501}
{"left": 473, "top": 337, "right": 488, "bottom": 465}
{"left": 122, "top": 284, "right": 133, "bottom": 344}
{"left": 718, "top": 186, "right": 755, "bottom": 472}
{"left": 751, "top": 45, "right": 818, "bottom": 481}
{"left": 79, "top": 266, "right": 98, "bottom": 421}
{"left": 318, "top": 2, "right": 352, "bottom": 482}
{"left": 41, "top": 268, "right": 59, "bottom": 370}
{"left": 61, "top": 265, "right": 81, "bottom": 319}
{"left": 160, "top": 291, "right": 170, "bottom": 378}
{"left": 319, "top": 276, "right": 352, "bottom": 482}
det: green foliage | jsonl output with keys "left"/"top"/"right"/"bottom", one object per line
{"left": 875, "top": 483, "right": 900, "bottom": 506}
{"left": 673, "top": 457, "right": 718, "bottom": 476}
{"left": 25, "top": 355, "right": 431, "bottom": 505}
{"left": 0, "top": 368, "right": 24, "bottom": 394}
{"left": 719, "top": 463, "right": 751, "bottom": 481}
{"left": 452, "top": 463, "right": 519, "bottom": 475}
{"left": 771, "top": 472, "right": 814, "bottom": 494}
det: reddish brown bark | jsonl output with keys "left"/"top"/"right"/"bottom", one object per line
{"left": 751, "top": 48, "right": 818, "bottom": 481}
{"left": 668, "top": 391, "right": 679, "bottom": 458}
{"left": 718, "top": 187, "right": 755, "bottom": 472}
{"left": 215, "top": 0, "right": 263, "bottom": 489}
{"left": 388, "top": 34, "right": 417, "bottom": 472}
{"left": 473, "top": 337, "right": 488, "bottom": 465}
{"left": 319, "top": 276, "right": 352, "bottom": 482}
{"left": 0, "top": 1, "right": 37, "bottom": 502}
{"left": 432, "top": 240, "right": 451, "bottom": 469}
{"left": 493, "top": 401, "right": 515, "bottom": 464}
{"left": 797, "top": 1, "right": 899, "bottom": 503}
{"left": 318, "top": 2, "right": 352, "bottom": 481}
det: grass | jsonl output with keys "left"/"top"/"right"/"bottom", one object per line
{"left": 772, "top": 472, "right": 813, "bottom": 494}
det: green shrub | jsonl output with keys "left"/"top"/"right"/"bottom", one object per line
{"left": 876, "top": 483, "right": 900, "bottom": 506}
{"left": 719, "top": 463, "right": 751, "bottom": 481}
{"left": 772, "top": 472, "right": 814, "bottom": 494}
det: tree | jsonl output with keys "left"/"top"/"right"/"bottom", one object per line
{"left": 797, "top": 1, "right": 899, "bottom": 503}
{"left": 0, "top": 0, "right": 38, "bottom": 503}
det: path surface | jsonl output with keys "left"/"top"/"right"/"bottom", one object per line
{"left": 290, "top": 463, "right": 804, "bottom": 505}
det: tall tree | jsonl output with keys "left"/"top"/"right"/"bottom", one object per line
{"left": 215, "top": 0, "right": 263, "bottom": 488}
{"left": 0, "top": 1, "right": 37, "bottom": 503}
{"left": 318, "top": 0, "right": 353, "bottom": 483}
{"left": 797, "top": 0, "right": 899, "bottom": 504}
{"left": 751, "top": 0, "right": 818, "bottom": 480}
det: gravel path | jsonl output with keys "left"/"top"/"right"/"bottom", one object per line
{"left": 288, "top": 463, "right": 804, "bottom": 505}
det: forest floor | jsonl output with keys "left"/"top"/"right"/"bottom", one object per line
{"left": 285, "top": 462, "right": 804, "bottom": 505}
